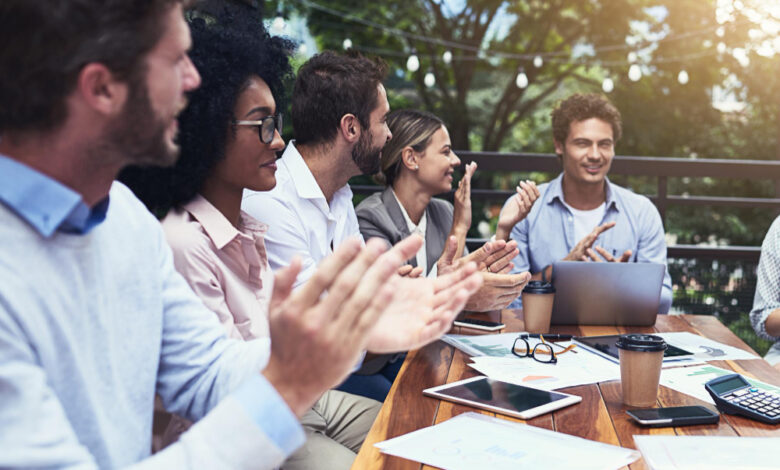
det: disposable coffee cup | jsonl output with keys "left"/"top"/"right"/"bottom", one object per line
{"left": 521, "top": 281, "right": 555, "bottom": 334}
{"left": 616, "top": 334, "right": 667, "bottom": 407}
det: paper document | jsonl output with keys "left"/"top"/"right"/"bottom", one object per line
{"left": 376, "top": 412, "right": 639, "bottom": 470}
{"left": 441, "top": 333, "right": 521, "bottom": 358}
{"left": 468, "top": 353, "right": 619, "bottom": 391}
{"left": 660, "top": 364, "right": 780, "bottom": 404}
{"left": 656, "top": 332, "right": 759, "bottom": 362}
{"left": 635, "top": 435, "right": 780, "bottom": 470}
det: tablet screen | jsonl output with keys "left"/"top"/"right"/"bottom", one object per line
{"left": 576, "top": 335, "right": 693, "bottom": 360}
{"left": 433, "top": 377, "right": 569, "bottom": 413}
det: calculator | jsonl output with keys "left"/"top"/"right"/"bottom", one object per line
{"left": 704, "top": 373, "right": 780, "bottom": 424}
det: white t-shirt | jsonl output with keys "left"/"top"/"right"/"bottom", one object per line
{"left": 562, "top": 200, "right": 606, "bottom": 243}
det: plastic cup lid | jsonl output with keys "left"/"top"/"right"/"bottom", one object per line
{"left": 522, "top": 280, "right": 555, "bottom": 294}
{"left": 615, "top": 334, "right": 667, "bottom": 352}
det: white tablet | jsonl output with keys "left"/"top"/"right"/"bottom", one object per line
{"left": 423, "top": 376, "right": 582, "bottom": 420}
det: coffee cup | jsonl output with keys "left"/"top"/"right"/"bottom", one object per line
{"left": 521, "top": 281, "right": 555, "bottom": 334}
{"left": 616, "top": 334, "right": 667, "bottom": 407}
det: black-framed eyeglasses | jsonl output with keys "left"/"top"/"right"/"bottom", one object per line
{"left": 512, "top": 334, "right": 576, "bottom": 364}
{"left": 234, "top": 113, "right": 283, "bottom": 144}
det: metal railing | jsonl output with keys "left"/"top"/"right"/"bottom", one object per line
{"left": 353, "top": 152, "right": 780, "bottom": 262}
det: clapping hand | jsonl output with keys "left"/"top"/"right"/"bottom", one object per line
{"left": 496, "top": 180, "right": 540, "bottom": 241}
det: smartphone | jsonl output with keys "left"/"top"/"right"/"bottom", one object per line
{"left": 453, "top": 318, "right": 505, "bottom": 331}
{"left": 626, "top": 406, "right": 720, "bottom": 427}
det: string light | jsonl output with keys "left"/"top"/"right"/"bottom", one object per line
{"left": 342, "top": 38, "right": 352, "bottom": 50}
{"left": 533, "top": 55, "right": 543, "bottom": 68}
{"left": 424, "top": 70, "right": 436, "bottom": 87}
{"left": 678, "top": 70, "right": 689, "bottom": 85}
{"left": 515, "top": 68, "right": 529, "bottom": 89}
{"left": 602, "top": 77, "right": 614, "bottom": 93}
{"left": 406, "top": 52, "right": 420, "bottom": 72}
{"left": 298, "top": 43, "right": 308, "bottom": 55}
{"left": 271, "top": 11, "right": 285, "bottom": 34}
{"left": 442, "top": 50, "right": 453, "bottom": 64}
{"left": 628, "top": 64, "right": 642, "bottom": 81}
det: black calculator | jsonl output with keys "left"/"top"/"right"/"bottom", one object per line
{"left": 705, "top": 373, "right": 780, "bottom": 424}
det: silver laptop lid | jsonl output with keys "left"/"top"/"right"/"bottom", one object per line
{"left": 549, "top": 261, "right": 665, "bottom": 326}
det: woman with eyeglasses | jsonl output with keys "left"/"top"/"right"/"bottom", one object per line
{"left": 120, "top": 15, "right": 380, "bottom": 470}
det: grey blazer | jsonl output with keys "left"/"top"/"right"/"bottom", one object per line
{"left": 355, "top": 187, "right": 457, "bottom": 273}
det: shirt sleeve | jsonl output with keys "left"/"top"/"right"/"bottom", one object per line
{"left": 635, "top": 199, "right": 673, "bottom": 314}
{"left": 242, "top": 192, "right": 317, "bottom": 289}
{"left": 751, "top": 217, "right": 780, "bottom": 342}
{"left": 505, "top": 198, "right": 532, "bottom": 275}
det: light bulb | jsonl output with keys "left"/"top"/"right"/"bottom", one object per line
{"left": 602, "top": 77, "right": 614, "bottom": 93}
{"left": 533, "top": 55, "right": 543, "bottom": 68}
{"left": 515, "top": 71, "right": 528, "bottom": 89}
{"left": 271, "top": 15, "right": 285, "bottom": 33}
{"left": 406, "top": 54, "right": 420, "bottom": 72}
{"left": 678, "top": 70, "right": 689, "bottom": 85}
{"left": 298, "top": 43, "right": 308, "bottom": 56}
{"left": 424, "top": 72, "right": 436, "bottom": 88}
{"left": 442, "top": 50, "right": 453, "bottom": 64}
{"left": 342, "top": 38, "right": 352, "bottom": 50}
{"left": 628, "top": 64, "right": 642, "bottom": 82}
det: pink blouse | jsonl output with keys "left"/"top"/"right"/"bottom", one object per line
{"left": 162, "top": 195, "right": 273, "bottom": 341}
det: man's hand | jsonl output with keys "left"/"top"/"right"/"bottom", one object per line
{"left": 437, "top": 236, "right": 518, "bottom": 275}
{"left": 586, "top": 246, "right": 632, "bottom": 263}
{"left": 464, "top": 271, "right": 531, "bottom": 312}
{"left": 397, "top": 264, "right": 424, "bottom": 278}
{"left": 496, "top": 180, "right": 540, "bottom": 241}
{"left": 261, "top": 236, "right": 422, "bottom": 417}
{"left": 365, "top": 261, "right": 483, "bottom": 353}
{"left": 563, "top": 221, "right": 617, "bottom": 262}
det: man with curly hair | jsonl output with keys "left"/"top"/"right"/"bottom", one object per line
{"left": 501, "top": 93, "right": 672, "bottom": 313}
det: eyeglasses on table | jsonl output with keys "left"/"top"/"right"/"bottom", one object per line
{"left": 511, "top": 334, "right": 577, "bottom": 364}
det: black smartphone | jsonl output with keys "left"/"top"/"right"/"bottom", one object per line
{"left": 452, "top": 318, "right": 505, "bottom": 331}
{"left": 626, "top": 406, "right": 720, "bottom": 427}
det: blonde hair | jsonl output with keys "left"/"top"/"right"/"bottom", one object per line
{"left": 377, "top": 109, "right": 444, "bottom": 186}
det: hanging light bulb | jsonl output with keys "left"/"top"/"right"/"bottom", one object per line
{"left": 442, "top": 50, "right": 453, "bottom": 65}
{"left": 678, "top": 70, "right": 689, "bottom": 85}
{"left": 628, "top": 64, "right": 642, "bottom": 82}
{"left": 342, "top": 38, "right": 352, "bottom": 50}
{"left": 298, "top": 43, "right": 308, "bottom": 56}
{"left": 406, "top": 53, "right": 420, "bottom": 72}
{"left": 627, "top": 51, "right": 638, "bottom": 63}
{"left": 424, "top": 71, "right": 436, "bottom": 88}
{"left": 602, "top": 77, "right": 614, "bottom": 93}
{"left": 533, "top": 55, "right": 543, "bottom": 68}
{"left": 271, "top": 12, "right": 285, "bottom": 34}
{"left": 515, "top": 69, "right": 529, "bottom": 89}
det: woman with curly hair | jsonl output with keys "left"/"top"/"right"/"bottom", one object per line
{"left": 120, "top": 13, "right": 380, "bottom": 470}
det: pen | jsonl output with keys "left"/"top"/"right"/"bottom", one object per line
{"left": 521, "top": 333, "right": 573, "bottom": 341}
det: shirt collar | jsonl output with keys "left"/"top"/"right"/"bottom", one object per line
{"left": 0, "top": 154, "right": 108, "bottom": 237}
{"left": 546, "top": 172, "right": 620, "bottom": 212}
{"left": 281, "top": 141, "right": 328, "bottom": 201}
{"left": 391, "top": 188, "right": 427, "bottom": 235}
{"left": 182, "top": 194, "right": 267, "bottom": 250}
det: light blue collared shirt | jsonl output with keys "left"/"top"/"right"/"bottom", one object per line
{"left": 506, "top": 173, "right": 672, "bottom": 313}
{"left": 0, "top": 154, "right": 304, "bottom": 468}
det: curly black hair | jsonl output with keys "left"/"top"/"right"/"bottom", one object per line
{"left": 120, "top": 9, "right": 294, "bottom": 216}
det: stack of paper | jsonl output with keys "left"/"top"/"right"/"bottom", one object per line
{"left": 659, "top": 364, "right": 780, "bottom": 404}
{"left": 376, "top": 412, "right": 639, "bottom": 470}
{"left": 635, "top": 435, "right": 780, "bottom": 470}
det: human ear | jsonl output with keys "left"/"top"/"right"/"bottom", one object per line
{"left": 339, "top": 114, "right": 360, "bottom": 143}
{"left": 401, "top": 147, "right": 419, "bottom": 171}
{"left": 76, "top": 63, "right": 128, "bottom": 116}
{"left": 553, "top": 140, "right": 564, "bottom": 157}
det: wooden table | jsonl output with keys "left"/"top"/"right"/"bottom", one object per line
{"left": 352, "top": 311, "right": 780, "bottom": 470}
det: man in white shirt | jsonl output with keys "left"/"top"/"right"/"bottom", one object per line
{"left": 242, "top": 52, "right": 530, "bottom": 304}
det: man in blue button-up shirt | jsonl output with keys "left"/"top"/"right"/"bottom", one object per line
{"left": 503, "top": 94, "right": 672, "bottom": 313}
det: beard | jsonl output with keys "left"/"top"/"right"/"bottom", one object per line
{"left": 351, "top": 128, "right": 383, "bottom": 175}
{"left": 103, "top": 75, "right": 181, "bottom": 168}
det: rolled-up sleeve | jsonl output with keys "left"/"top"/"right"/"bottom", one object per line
{"left": 751, "top": 217, "right": 780, "bottom": 342}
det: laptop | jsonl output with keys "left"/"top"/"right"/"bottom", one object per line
{"left": 549, "top": 261, "right": 665, "bottom": 326}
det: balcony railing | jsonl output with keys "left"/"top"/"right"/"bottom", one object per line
{"left": 353, "top": 152, "right": 780, "bottom": 262}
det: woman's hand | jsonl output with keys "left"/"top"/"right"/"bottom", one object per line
{"left": 496, "top": 180, "right": 540, "bottom": 241}
{"left": 449, "top": 161, "right": 477, "bottom": 258}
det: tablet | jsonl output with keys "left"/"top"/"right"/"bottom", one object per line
{"left": 573, "top": 335, "right": 694, "bottom": 364}
{"left": 423, "top": 376, "right": 582, "bottom": 419}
